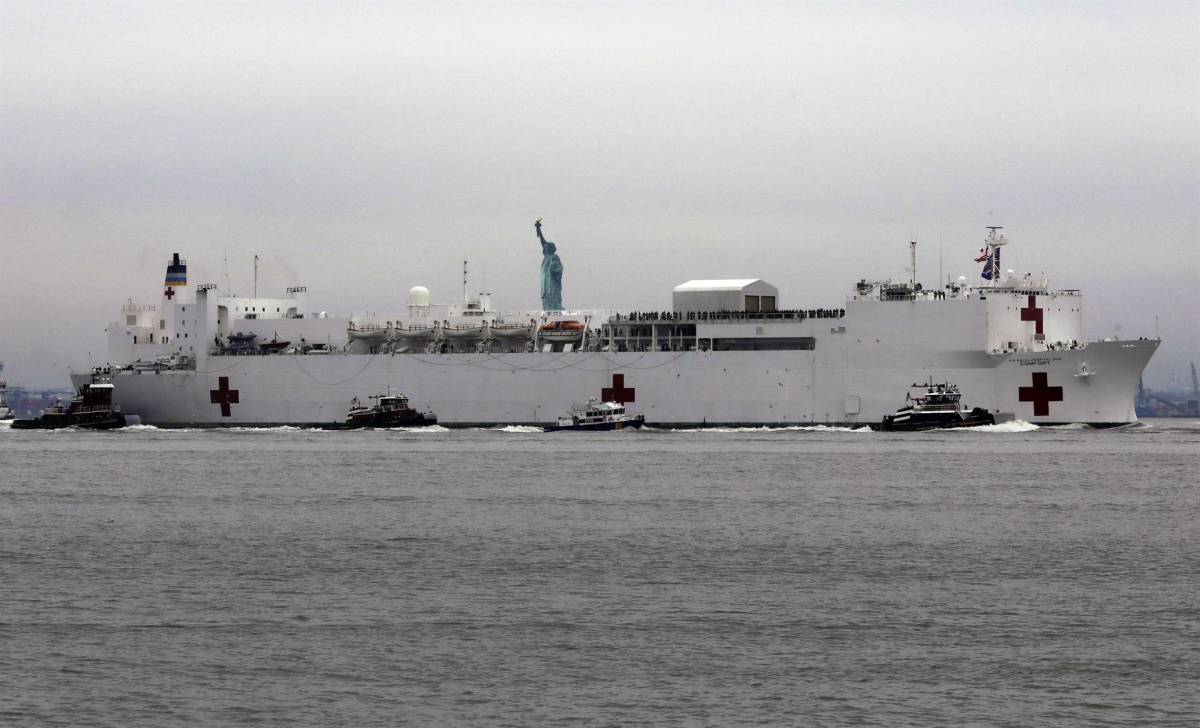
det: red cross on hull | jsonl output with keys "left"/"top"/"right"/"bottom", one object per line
{"left": 163, "top": 287, "right": 175, "bottom": 300}
{"left": 1020, "top": 294, "right": 1044, "bottom": 335}
{"left": 602, "top": 374, "right": 635, "bottom": 404}
{"left": 1018, "top": 371, "right": 1063, "bottom": 417}
{"left": 209, "top": 376, "right": 239, "bottom": 417}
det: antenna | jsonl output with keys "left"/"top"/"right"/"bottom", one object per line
{"left": 984, "top": 226, "right": 1006, "bottom": 288}
{"left": 223, "top": 248, "right": 230, "bottom": 295}
{"left": 253, "top": 254, "right": 259, "bottom": 298}
{"left": 462, "top": 260, "right": 468, "bottom": 305}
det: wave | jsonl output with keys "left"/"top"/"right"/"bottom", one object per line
{"left": 492, "top": 425, "right": 545, "bottom": 433}
{"left": 380, "top": 424, "right": 450, "bottom": 433}
{"left": 657, "top": 425, "right": 870, "bottom": 434}
{"left": 952, "top": 420, "right": 1040, "bottom": 433}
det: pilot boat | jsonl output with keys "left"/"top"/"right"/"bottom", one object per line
{"left": 877, "top": 379, "right": 995, "bottom": 431}
{"left": 545, "top": 398, "right": 645, "bottom": 432}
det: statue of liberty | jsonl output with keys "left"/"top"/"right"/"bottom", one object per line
{"left": 535, "top": 218, "right": 563, "bottom": 311}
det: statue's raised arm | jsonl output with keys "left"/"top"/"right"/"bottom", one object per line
{"left": 535, "top": 218, "right": 553, "bottom": 254}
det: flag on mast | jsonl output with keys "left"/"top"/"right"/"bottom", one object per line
{"left": 981, "top": 246, "right": 1000, "bottom": 280}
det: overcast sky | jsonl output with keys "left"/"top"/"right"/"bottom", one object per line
{"left": 2, "top": 0, "right": 1197, "bottom": 389}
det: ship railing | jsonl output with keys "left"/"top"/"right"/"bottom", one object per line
{"left": 72, "top": 404, "right": 120, "bottom": 414}
{"left": 609, "top": 309, "right": 845, "bottom": 324}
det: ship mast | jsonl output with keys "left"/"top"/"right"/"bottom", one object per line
{"left": 984, "top": 226, "right": 1007, "bottom": 287}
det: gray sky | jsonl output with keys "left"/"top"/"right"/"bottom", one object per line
{"left": 2, "top": 0, "right": 1197, "bottom": 389}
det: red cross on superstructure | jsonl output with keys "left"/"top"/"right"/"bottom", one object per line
{"left": 163, "top": 287, "right": 175, "bottom": 299}
{"left": 1019, "top": 294, "right": 1044, "bottom": 335}
{"left": 209, "top": 376, "right": 239, "bottom": 417}
{"left": 602, "top": 373, "right": 635, "bottom": 404}
{"left": 1018, "top": 372, "right": 1063, "bottom": 417}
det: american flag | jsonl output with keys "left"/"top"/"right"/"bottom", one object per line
{"left": 974, "top": 248, "right": 990, "bottom": 263}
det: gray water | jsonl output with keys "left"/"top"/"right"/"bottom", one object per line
{"left": 2, "top": 420, "right": 1198, "bottom": 727}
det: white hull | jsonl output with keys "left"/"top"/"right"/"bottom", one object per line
{"left": 76, "top": 338, "right": 1156, "bottom": 427}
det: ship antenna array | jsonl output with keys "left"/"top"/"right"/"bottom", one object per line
{"left": 984, "top": 226, "right": 1006, "bottom": 287}
{"left": 463, "top": 260, "right": 469, "bottom": 305}
{"left": 253, "top": 254, "right": 259, "bottom": 298}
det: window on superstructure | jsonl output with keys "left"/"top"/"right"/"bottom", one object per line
{"left": 126, "top": 315, "right": 137, "bottom": 326}
{"left": 160, "top": 320, "right": 165, "bottom": 330}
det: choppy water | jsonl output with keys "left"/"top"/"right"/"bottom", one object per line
{"left": 2, "top": 420, "right": 1198, "bottom": 726}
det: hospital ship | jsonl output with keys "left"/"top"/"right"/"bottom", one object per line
{"left": 74, "top": 228, "right": 1158, "bottom": 427}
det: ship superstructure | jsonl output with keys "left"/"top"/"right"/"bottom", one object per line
{"left": 78, "top": 230, "right": 1158, "bottom": 427}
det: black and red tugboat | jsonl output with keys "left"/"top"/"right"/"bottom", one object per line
{"left": 877, "top": 379, "right": 994, "bottom": 432}
{"left": 329, "top": 391, "right": 438, "bottom": 429}
{"left": 11, "top": 375, "right": 140, "bottom": 430}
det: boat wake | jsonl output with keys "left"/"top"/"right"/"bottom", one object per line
{"left": 117, "top": 424, "right": 166, "bottom": 432}
{"left": 492, "top": 425, "right": 545, "bottom": 433}
{"left": 381, "top": 424, "right": 450, "bottom": 433}
{"left": 656, "top": 425, "right": 870, "bottom": 434}
{"left": 951, "top": 420, "right": 1040, "bottom": 433}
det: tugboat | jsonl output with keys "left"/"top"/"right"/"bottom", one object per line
{"left": 545, "top": 398, "right": 645, "bottom": 432}
{"left": 877, "top": 379, "right": 994, "bottom": 431}
{"left": 11, "top": 376, "right": 140, "bottom": 430}
{"left": 331, "top": 391, "right": 438, "bottom": 429}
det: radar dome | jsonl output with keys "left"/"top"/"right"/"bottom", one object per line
{"left": 407, "top": 286, "right": 431, "bottom": 307}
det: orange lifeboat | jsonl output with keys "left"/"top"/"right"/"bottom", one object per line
{"left": 539, "top": 320, "right": 585, "bottom": 333}
{"left": 538, "top": 319, "right": 586, "bottom": 342}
